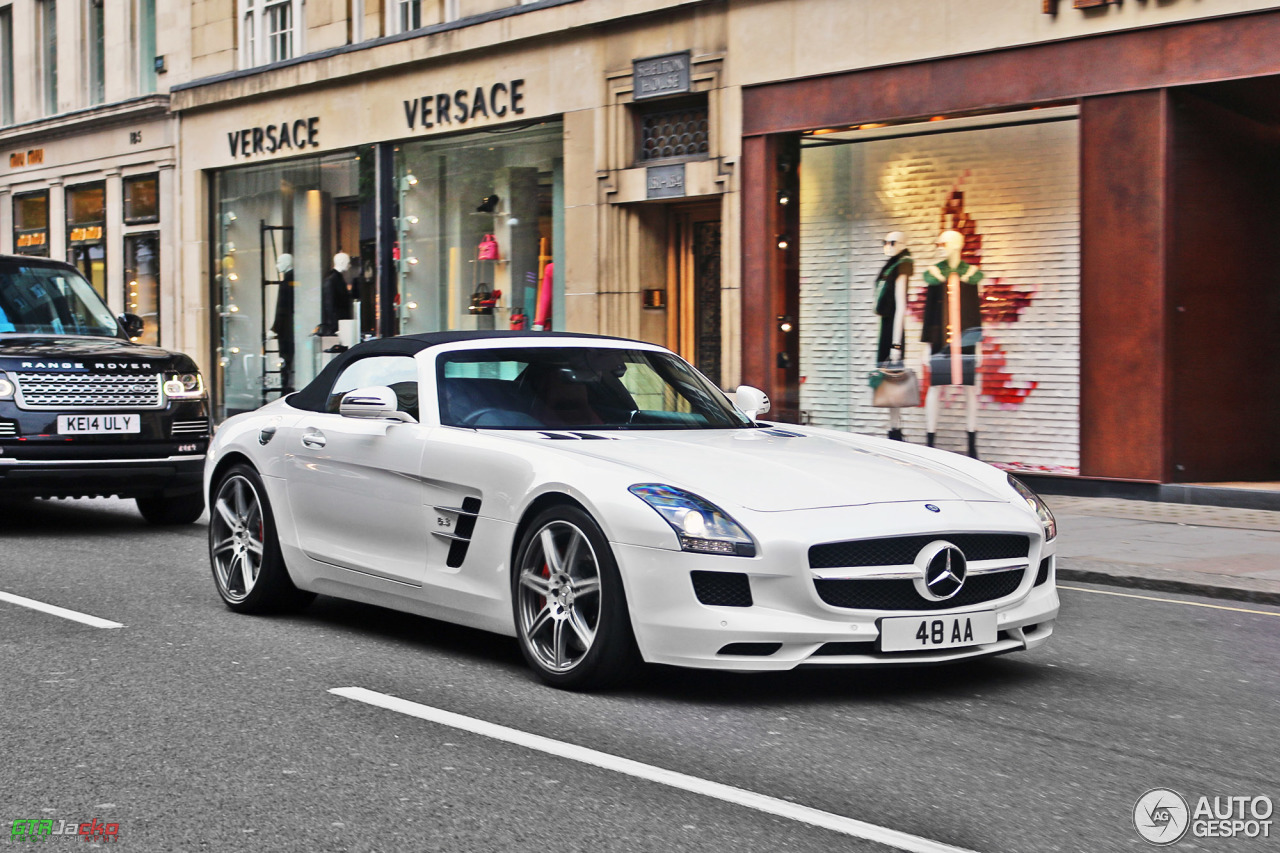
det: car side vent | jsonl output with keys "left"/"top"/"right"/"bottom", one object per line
{"left": 539, "top": 432, "right": 579, "bottom": 440}
{"left": 571, "top": 433, "right": 615, "bottom": 440}
{"left": 1035, "top": 557, "right": 1051, "bottom": 586}
{"left": 761, "top": 428, "right": 805, "bottom": 438}
{"left": 432, "top": 497, "right": 482, "bottom": 568}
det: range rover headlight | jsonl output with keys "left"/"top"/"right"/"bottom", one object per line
{"left": 629, "top": 484, "right": 756, "bottom": 557}
{"left": 0, "top": 372, "right": 13, "bottom": 400}
{"left": 164, "top": 372, "right": 206, "bottom": 400}
{"left": 1008, "top": 474, "right": 1057, "bottom": 541}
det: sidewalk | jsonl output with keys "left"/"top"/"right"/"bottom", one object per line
{"left": 1045, "top": 495, "right": 1280, "bottom": 605}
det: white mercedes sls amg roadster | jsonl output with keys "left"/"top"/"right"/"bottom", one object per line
{"left": 205, "top": 331, "right": 1059, "bottom": 689}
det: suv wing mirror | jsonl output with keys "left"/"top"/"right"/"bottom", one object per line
{"left": 339, "top": 386, "right": 417, "bottom": 423}
{"left": 119, "top": 313, "right": 144, "bottom": 339}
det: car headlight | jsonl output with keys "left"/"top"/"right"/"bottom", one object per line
{"left": 629, "top": 484, "right": 756, "bottom": 557}
{"left": 164, "top": 372, "right": 206, "bottom": 400}
{"left": 0, "top": 372, "right": 13, "bottom": 400}
{"left": 1008, "top": 474, "right": 1056, "bottom": 541}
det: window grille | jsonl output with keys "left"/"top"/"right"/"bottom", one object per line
{"left": 638, "top": 105, "right": 709, "bottom": 162}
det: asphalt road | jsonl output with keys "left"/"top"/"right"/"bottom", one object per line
{"left": 2, "top": 497, "right": 1277, "bottom": 852}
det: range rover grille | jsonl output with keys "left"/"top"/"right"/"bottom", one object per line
{"left": 14, "top": 373, "right": 162, "bottom": 410}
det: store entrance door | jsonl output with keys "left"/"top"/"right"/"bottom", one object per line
{"left": 667, "top": 204, "right": 722, "bottom": 388}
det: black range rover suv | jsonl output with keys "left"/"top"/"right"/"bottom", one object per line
{"left": 0, "top": 255, "right": 209, "bottom": 524}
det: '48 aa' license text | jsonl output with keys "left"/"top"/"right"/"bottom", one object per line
{"left": 879, "top": 611, "right": 997, "bottom": 652}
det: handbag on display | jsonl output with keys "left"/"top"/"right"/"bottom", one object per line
{"left": 468, "top": 283, "right": 500, "bottom": 315}
{"left": 869, "top": 364, "right": 921, "bottom": 408}
{"left": 477, "top": 233, "right": 500, "bottom": 261}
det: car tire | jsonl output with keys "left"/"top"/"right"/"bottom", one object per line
{"left": 209, "top": 464, "right": 315, "bottom": 613}
{"left": 136, "top": 491, "right": 206, "bottom": 525}
{"left": 512, "top": 504, "right": 640, "bottom": 690}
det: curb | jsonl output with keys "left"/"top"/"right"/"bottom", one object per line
{"left": 1058, "top": 568, "right": 1280, "bottom": 608}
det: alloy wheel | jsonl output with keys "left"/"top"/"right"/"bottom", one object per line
{"left": 210, "top": 474, "right": 266, "bottom": 603}
{"left": 516, "top": 521, "right": 603, "bottom": 673}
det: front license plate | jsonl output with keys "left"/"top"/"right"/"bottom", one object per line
{"left": 57, "top": 414, "right": 141, "bottom": 435}
{"left": 879, "top": 611, "right": 997, "bottom": 653}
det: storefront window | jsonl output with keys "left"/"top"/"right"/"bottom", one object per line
{"left": 798, "top": 113, "right": 1081, "bottom": 475}
{"left": 212, "top": 150, "right": 372, "bottom": 418}
{"left": 13, "top": 191, "right": 50, "bottom": 256}
{"left": 393, "top": 124, "right": 563, "bottom": 338}
{"left": 123, "top": 174, "right": 159, "bottom": 223}
{"left": 66, "top": 182, "right": 107, "bottom": 300}
{"left": 123, "top": 233, "right": 159, "bottom": 345}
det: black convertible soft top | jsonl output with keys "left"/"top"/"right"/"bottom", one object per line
{"left": 287, "top": 330, "right": 629, "bottom": 413}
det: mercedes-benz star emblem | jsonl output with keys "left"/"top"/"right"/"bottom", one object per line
{"left": 915, "top": 541, "right": 968, "bottom": 601}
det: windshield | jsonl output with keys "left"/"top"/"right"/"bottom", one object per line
{"left": 0, "top": 261, "right": 121, "bottom": 338}
{"left": 438, "top": 346, "right": 753, "bottom": 430}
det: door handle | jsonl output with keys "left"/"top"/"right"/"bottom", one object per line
{"left": 301, "top": 429, "right": 326, "bottom": 449}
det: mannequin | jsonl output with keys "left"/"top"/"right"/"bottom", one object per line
{"left": 270, "top": 253, "right": 296, "bottom": 393}
{"left": 920, "top": 230, "right": 984, "bottom": 458}
{"left": 874, "top": 232, "right": 912, "bottom": 441}
{"left": 319, "top": 252, "right": 353, "bottom": 336}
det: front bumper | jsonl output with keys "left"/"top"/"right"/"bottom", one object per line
{"left": 614, "top": 500, "right": 1059, "bottom": 671}
{"left": 0, "top": 453, "right": 205, "bottom": 498}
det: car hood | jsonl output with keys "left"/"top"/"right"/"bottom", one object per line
{"left": 504, "top": 428, "right": 1003, "bottom": 511}
{"left": 0, "top": 335, "right": 187, "bottom": 371}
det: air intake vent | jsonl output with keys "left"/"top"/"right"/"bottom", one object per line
{"left": 0, "top": 421, "right": 16, "bottom": 436}
{"left": 432, "top": 497, "right": 482, "bottom": 568}
{"left": 1035, "top": 557, "right": 1051, "bottom": 586}
{"left": 691, "top": 571, "right": 752, "bottom": 607}
{"left": 171, "top": 419, "right": 209, "bottom": 436}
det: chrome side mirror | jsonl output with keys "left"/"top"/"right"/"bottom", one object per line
{"left": 339, "top": 386, "right": 417, "bottom": 423}
{"left": 733, "top": 385, "right": 770, "bottom": 421}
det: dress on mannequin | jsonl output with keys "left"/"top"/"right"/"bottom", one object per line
{"left": 319, "top": 252, "right": 353, "bottom": 336}
{"left": 270, "top": 254, "right": 296, "bottom": 393}
{"left": 875, "top": 250, "right": 912, "bottom": 364}
{"left": 874, "top": 234, "right": 912, "bottom": 441}
{"left": 920, "top": 258, "right": 984, "bottom": 385}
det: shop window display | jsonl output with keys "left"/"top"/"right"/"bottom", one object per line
{"left": 123, "top": 233, "right": 160, "bottom": 345}
{"left": 213, "top": 151, "right": 371, "bottom": 418}
{"left": 394, "top": 124, "right": 563, "bottom": 338}
{"left": 66, "top": 183, "right": 107, "bottom": 301}
{"left": 13, "top": 191, "right": 49, "bottom": 257}
{"left": 798, "top": 114, "right": 1080, "bottom": 474}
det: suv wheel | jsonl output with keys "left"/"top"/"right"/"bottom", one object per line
{"left": 136, "top": 491, "right": 206, "bottom": 525}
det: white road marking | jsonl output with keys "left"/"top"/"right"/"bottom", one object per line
{"left": 1059, "top": 585, "right": 1280, "bottom": 617}
{"left": 330, "top": 686, "right": 980, "bottom": 853}
{"left": 0, "top": 590, "right": 124, "bottom": 629}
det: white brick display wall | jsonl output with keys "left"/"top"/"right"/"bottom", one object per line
{"left": 798, "top": 119, "right": 1081, "bottom": 474}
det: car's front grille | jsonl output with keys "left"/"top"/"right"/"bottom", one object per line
{"left": 14, "top": 373, "right": 162, "bottom": 410}
{"left": 814, "top": 568, "right": 1026, "bottom": 611}
{"left": 809, "top": 533, "right": 1030, "bottom": 569}
{"left": 171, "top": 419, "right": 210, "bottom": 436}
